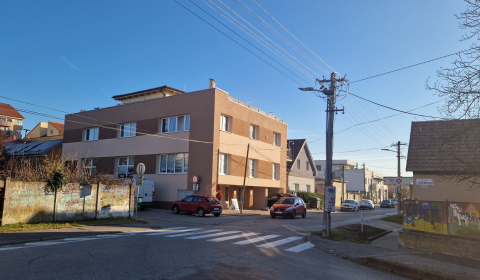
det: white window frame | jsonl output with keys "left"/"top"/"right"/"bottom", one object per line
{"left": 250, "top": 124, "right": 259, "bottom": 140}
{"left": 273, "top": 132, "right": 280, "bottom": 146}
{"left": 272, "top": 163, "right": 279, "bottom": 180}
{"left": 294, "top": 184, "right": 299, "bottom": 194}
{"left": 249, "top": 159, "right": 257, "bottom": 178}
{"left": 307, "top": 185, "right": 311, "bottom": 192}
{"left": 161, "top": 115, "right": 190, "bottom": 133}
{"left": 84, "top": 127, "right": 99, "bottom": 141}
{"left": 119, "top": 123, "right": 136, "bottom": 138}
{"left": 158, "top": 153, "right": 189, "bottom": 174}
{"left": 218, "top": 153, "right": 229, "bottom": 175}
{"left": 83, "top": 158, "right": 97, "bottom": 175}
{"left": 220, "top": 115, "right": 231, "bottom": 132}
{"left": 17, "top": 120, "right": 22, "bottom": 125}
{"left": 117, "top": 156, "right": 135, "bottom": 178}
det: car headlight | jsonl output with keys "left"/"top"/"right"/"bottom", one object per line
{"left": 285, "top": 207, "right": 292, "bottom": 211}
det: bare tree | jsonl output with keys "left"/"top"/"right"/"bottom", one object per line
{"left": 427, "top": 0, "right": 480, "bottom": 119}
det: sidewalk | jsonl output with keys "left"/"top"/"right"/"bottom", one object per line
{"left": 308, "top": 219, "right": 480, "bottom": 280}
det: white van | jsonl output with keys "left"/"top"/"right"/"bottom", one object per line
{"left": 132, "top": 178, "right": 155, "bottom": 210}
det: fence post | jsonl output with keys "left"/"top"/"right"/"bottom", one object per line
{"left": 129, "top": 183, "right": 132, "bottom": 218}
{"left": 52, "top": 188, "right": 57, "bottom": 223}
{"left": 95, "top": 183, "right": 100, "bottom": 219}
{"left": 446, "top": 199, "right": 450, "bottom": 237}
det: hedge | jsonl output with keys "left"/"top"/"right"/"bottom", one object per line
{"left": 297, "top": 191, "right": 324, "bottom": 209}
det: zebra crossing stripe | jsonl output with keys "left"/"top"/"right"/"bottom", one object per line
{"left": 164, "top": 230, "right": 221, "bottom": 238}
{"left": 0, "top": 247, "right": 23, "bottom": 251}
{"left": 24, "top": 242, "right": 67, "bottom": 246}
{"left": 146, "top": 228, "right": 203, "bottom": 236}
{"left": 233, "top": 235, "right": 280, "bottom": 245}
{"left": 285, "top": 242, "right": 315, "bottom": 252}
{"left": 130, "top": 227, "right": 187, "bottom": 235}
{"left": 96, "top": 235, "right": 122, "bottom": 238}
{"left": 64, "top": 238, "right": 101, "bottom": 241}
{"left": 186, "top": 231, "right": 241, "bottom": 240}
{"left": 256, "top": 236, "right": 303, "bottom": 248}
{"left": 207, "top": 232, "right": 260, "bottom": 242}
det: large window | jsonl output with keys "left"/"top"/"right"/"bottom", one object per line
{"left": 273, "top": 132, "right": 280, "bottom": 146}
{"left": 218, "top": 153, "right": 229, "bottom": 175}
{"left": 220, "top": 115, "right": 230, "bottom": 132}
{"left": 83, "top": 158, "right": 97, "bottom": 175}
{"left": 316, "top": 165, "right": 321, "bottom": 171}
{"left": 84, "top": 127, "right": 99, "bottom": 141}
{"left": 119, "top": 123, "right": 136, "bottom": 138}
{"left": 250, "top": 125, "right": 258, "bottom": 140}
{"left": 159, "top": 153, "right": 189, "bottom": 174}
{"left": 249, "top": 159, "right": 257, "bottom": 178}
{"left": 161, "top": 115, "right": 190, "bottom": 133}
{"left": 117, "top": 156, "right": 134, "bottom": 178}
{"left": 272, "top": 163, "right": 279, "bottom": 180}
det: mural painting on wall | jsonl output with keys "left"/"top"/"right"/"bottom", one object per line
{"left": 58, "top": 185, "right": 95, "bottom": 212}
{"left": 449, "top": 202, "right": 480, "bottom": 239}
{"left": 403, "top": 201, "right": 448, "bottom": 235}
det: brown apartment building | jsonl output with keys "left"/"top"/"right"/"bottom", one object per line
{"left": 62, "top": 84, "right": 287, "bottom": 210}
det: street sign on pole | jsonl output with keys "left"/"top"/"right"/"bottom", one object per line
{"left": 135, "top": 163, "right": 145, "bottom": 221}
{"left": 396, "top": 177, "right": 403, "bottom": 185}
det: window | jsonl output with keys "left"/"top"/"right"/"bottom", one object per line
{"left": 273, "top": 132, "right": 280, "bottom": 146}
{"left": 306, "top": 162, "right": 309, "bottom": 171}
{"left": 294, "top": 184, "right": 299, "bottom": 194}
{"left": 84, "top": 127, "right": 99, "bottom": 141}
{"left": 316, "top": 165, "right": 321, "bottom": 171}
{"left": 249, "top": 159, "right": 257, "bottom": 178}
{"left": 83, "top": 158, "right": 97, "bottom": 175}
{"left": 297, "top": 160, "right": 300, "bottom": 170}
{"left": 220, "top": 115, "right": 230, "bottom": 132}
{"left": 193, "top": 196, "right": 202, "bottom": 202}
{"left": 250, "top": 125, "right": 258, "bottom": 140}
{"left": 218, "top": 153, "right": 229, "bottom": 175}
{"left": 159, "top": 153, "right": 189, "bottom": 174}
{"left": 161, "top": 115, "right": 190, "bottom": 133}
{"left": 307, "top": 185, "right": 311, "bottom": 192}
{"left": 119, "top": 123, "right": 136, "bottom": 138}
{"left": 17, "top": 120, "right": 22, "bottom": 125}
{"left": 117, "top": 157, "right": 134, "bottom": 178}
{"left": 272, "top": 163, "right": 279, "bottom": 180}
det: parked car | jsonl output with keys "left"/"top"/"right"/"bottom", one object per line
{"left": 341, "top": 200, "right": 359, "bottom": 212}
{"left": 380, "top": 199, "right": 395, "bottom": 208}
{"left": 270, "top": 197, "right": 306, "bottom": 219}
{"left": 267, "top": 193, "right": 295, "bottom": 208}
{"left": 359, "top": 199, "right": 374, "bottom": 210}
{"left": 391, "top": 198, "right": 398, "bottom": 205}
{"left": 172, "top": 195, "right": 222, "bottom": 217}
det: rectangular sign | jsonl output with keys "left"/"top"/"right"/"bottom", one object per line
{"left": 416, "top": 179, "right": 433, "bottom": 186}
{"left": 325, "top": 186, "right": 336, "bottom": 212}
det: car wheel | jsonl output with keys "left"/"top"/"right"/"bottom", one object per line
{"left": 140, "top": 205, "right": 146, "bottom": 211}
{"left": 369, "top": 207, "right": 373, "bottom": 210}
{"left": 341, "top": 208, "right": 343, "bottom": 211}
{"left": 173, "top": 206, "right": 180, "bottom": 214}
{"left": 197, "top": 208, "right": 205, "bottom": 217}
{"left": 291, "top": 210, "right": 296, "bottom": 219}
{"left": 270, "top": 214, "right": 276, "bottom": 218}
{"left": 214, "top": 213, "right": 220, "bottom": 217}
{"left": 302, "top": 209, "right": 306, "bottom": 218}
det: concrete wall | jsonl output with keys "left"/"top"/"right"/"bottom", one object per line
{"left": 1, "top": 179, "right": 134, "bottom": 225}
{"left": 412, "top": 173, "right": 480, "bottom": 202}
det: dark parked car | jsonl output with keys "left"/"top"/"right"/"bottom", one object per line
{"left": 267, "top": 193, "right": 295, "bottom": 208}
{"left": 172, "top": 195, "right": 222, "bottom": 217}
{"left": 270, "top": 197, "right": 306, "bottom": 219}
{"left": 380, "top": 199, "right": 395, "bottom": 208}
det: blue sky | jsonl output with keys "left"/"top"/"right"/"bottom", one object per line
{"left": 0, "top": 0, "right": 471, "bottom": 177}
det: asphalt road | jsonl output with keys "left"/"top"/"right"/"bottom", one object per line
{"left": 0, "top": 207, "right": 405, "bottom": 280}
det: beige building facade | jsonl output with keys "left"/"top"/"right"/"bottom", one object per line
{"left": 63, "top": 85, "right": 287, "bottom": 210}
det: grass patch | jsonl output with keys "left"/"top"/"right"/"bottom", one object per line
{"left": 381, "top": 215, "right": 403, "bottom": 224}
{"left": 312, "top": 224, "right": 391, "bottom": 244}
{"left": 0, "top": 218, "right": 147, "bottom": 233}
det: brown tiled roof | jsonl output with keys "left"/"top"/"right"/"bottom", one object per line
{"left": 406, "top": 119, "right": 480, "bottom": 172}
{"left": 48, "top": 121, "right": 64, "bottom": 134}
{"left": 0, "top": 103, "right": 24, "bottom": 119}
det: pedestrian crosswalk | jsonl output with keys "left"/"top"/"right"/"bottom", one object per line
{"left": 0, "top": 227, "right": 315, "bottom": 253}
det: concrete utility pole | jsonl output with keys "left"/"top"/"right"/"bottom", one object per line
{"left": 299, "top": 72, "right": 347, "bottom": 238}
{"left": 240, "top": 143, "right": 250, "bottom": 214}
{"left": 382, "top": 141, "right": 406, "bottom": 217}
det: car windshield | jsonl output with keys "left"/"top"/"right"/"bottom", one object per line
{"left": 361, "top": 200, "right": 369, "bottom": 203}
{"left": 382, "top": 200, "right": 391, "bottom": 203}
{"left": 344, "top": 200, "right": 355, "bottom": 204}
{"left": 277, "top": 198, "right": 295, "bottom": 204}
{"left": 205, "top": 197, "right": 219, "bottom": 202}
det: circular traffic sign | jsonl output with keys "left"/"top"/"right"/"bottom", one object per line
{"left": 192, "top": 175, "right": 200, "bottom": 184}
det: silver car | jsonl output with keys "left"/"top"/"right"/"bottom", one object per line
{"left": 341, "top": 199, "right": 359, "bottom": 212}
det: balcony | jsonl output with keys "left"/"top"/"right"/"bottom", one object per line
{"left": 0, "top": 121, "right": 10, "bottom": 127}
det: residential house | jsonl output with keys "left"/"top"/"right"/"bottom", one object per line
{"left": 0, "top": 103, "right": 24, "bottom": 140}
{"left": 25, "top": 121, "right": 64, "bottom": 142}
{"left": 62, "top": 83, "right": 287, "bottom": 210}
{"left": 286, "top": 139, "right": 316, "bottom": 195}
{"left": 5, "top": 139, "right": 63, "bottom": 165}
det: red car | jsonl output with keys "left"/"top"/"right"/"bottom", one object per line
{"left": 172, "top": 195, "right": 222, "bottom": 217}
{"left": 270, "top": 197, "right": 307, "bottom": 219}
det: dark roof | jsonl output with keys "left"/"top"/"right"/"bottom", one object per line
{"left": 5, "top": 139, "right": 63, "bottom": 157}
{"left": 112, "top": 85, "right": 185, "bottom": 101}
{"left": 0, "top": 103, "right": 24, "bottom": 119}
{"left": 48, "top": 121, "right": 64, "bottom": 134}
{"left": 287, "top": 139, "right": 317, "bottom": 176}
{"left": 406, "top": 119, "right": 480, "bottom": 172}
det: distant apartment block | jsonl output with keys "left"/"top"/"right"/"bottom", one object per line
{"left": 25, "top": 121, "right": 64, "bottom": 142}
{"left": 0, "top": 103, "right": 24, "bottom": 139}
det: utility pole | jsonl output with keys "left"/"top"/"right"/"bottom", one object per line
{"left": 382, "top": 141, "right": 406, "bottom": 217}
{"left": 240, "top": 143, "right": 250, "bottom": 214}
{"left": 299, "top": 72, "right": 347, "bottom": 238}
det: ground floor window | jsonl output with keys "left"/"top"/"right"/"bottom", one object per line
{"left": 118, "top": 156, "right": 134, "bottom": 178}
{"left": 83, "top": 158, "right": 97, "bottom": 175}
{"left": 159, "top": 153, "right": 189, "bottom": 173}
{"left": 294, "top": 184, "right": 299, "bottom": 194}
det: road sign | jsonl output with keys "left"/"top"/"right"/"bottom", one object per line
{"left": 193, "top": 184, "right": 199, "bottom": 191}
{"left": 325, "top": 186, "right": 336, "bottom": 212}
{"left": 396, "top": 177, "right": 402, "bottom": 185}
{"left": 192, "top": 175, "right": 200, "bottom": 184}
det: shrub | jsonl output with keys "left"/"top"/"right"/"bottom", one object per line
{"left": 297, "top": 191, "right": 324, "bottom": 208}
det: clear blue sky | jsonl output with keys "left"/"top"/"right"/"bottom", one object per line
{"left": 0, "top": 0, "right": 470, "bottom": 177}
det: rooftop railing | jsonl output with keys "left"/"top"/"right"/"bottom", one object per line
{"left": 227, "top": 96, "right": 283, "bottom": 122}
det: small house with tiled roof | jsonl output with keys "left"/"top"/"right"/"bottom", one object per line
{"left": 25, "top": 121, "right": 64, "bottom": 142}
{"left": 0, "top": 103, "right": 24, "bottom": 139}
{"left": 406, "top": 119, "right": 480, "bottom": 202}
{"left": 286, "top": 139, "right": 316, "bottom": 195}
